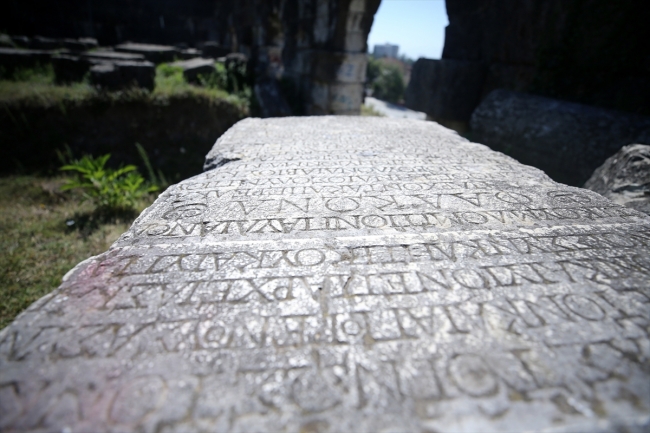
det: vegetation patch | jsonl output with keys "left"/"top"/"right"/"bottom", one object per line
{"left": 361, "top": 104, "right": 385, "bottom": 117}
{"left": 0, "top": 63, "right": 250, "bottom": 180}
{"left": 0, "top": 175, "right": 154, "bottom": 328}
{"left": 0, "top": 62, "right": 251, "bottom": 328}
{"left": 366, "top": 56, "right": 406, "bottom": 104}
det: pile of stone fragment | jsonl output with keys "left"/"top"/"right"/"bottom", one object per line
{"left": 0, "top": 35, "right": 245, "bottom": 91}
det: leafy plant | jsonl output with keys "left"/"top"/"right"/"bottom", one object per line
{"left": 155, "top": 64, "right": 186, "bottom": 91}
{"left": 199, "top": 62, "right": 228, "bottom": 90}
{"left": 199, "top": 60, "right": 251, "bottom": 98}
{"left": 60, "top": 154, "right": 157, "bottom": 212}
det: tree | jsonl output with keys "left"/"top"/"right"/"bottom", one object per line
{"left": 368, "top": 59, "right": 405, "bottom": 104}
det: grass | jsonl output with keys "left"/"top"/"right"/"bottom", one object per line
{"left": 0, "top": 64, "right": 93, "bottom": 107}
{"left": 0, "top": 175, "right": 155, "bottom": 329}
{"left": 0, "top": 62, "right": 250, "bottom": 112}
{"left": 361, "top": 104, "right": 385, "bottom": 117}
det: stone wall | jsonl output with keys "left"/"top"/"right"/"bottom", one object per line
{"left": 406, "top": 0, "right": 650, "bottom": 122}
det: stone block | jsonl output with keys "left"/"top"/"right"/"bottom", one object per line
{"left": 225, "top": 52, "right": 247, "bottom": 69}
{"left": 179, "top": 48, "right": 201, "bottom": 60}
{"left": 82, "top": 50, "right": 146, "bottom": 62}
{"left": 584, "top": 144, "right": 650, "bottom": 214}
{"left": 309, "top": 81, "right": 329, "bottom": 113}
{"left": 115, "top": 42, "right": 179, "bottom": 64}
{"left": 313, "top": 51, "right": 367, "bottom": 83}
{"left": 78, "top": 38, "right": 99, "bottom": 49}
{"left": 89, "top": 62, "right": 119, "bottom": 89}
{"left": 3, "top": 117, "right": 650, "bottom": 432}
{"left": 201, "top": 41, "right": 230, "bottom": 59}
{"left": 28, "top": 35, "right": 61, "bottom": 50}
{"left": 0, "top": 47, "right": 51, "bottom": 71}
{"left": 287, "top": 50, "right": 314, "bottom": 76}
{"left": 470, "top": 89, "right": 650, "bottom": 186}
{"left": 9, "top": 35, "right": 30, "bottom": 47}
{"left": 329, "top": 82, "right": 363, "bottom": 112}
{"left": 0, "top": 34, "right": 13, "bottom": 48}
{"left": 170, "top": 57, "right": 215, "bottom": 83}
{"left": 62, "top": 37, "right": 98, "bottom": 52}
{"left": 52, "top": 54, "right": 90, "bottom": 83}
{"left": 90, "top": 60, "right": 155, "bottom": 91}
{"left": 344, "top": 31, "right": 366, "bottom": 52}
{"left": 405, "top": 58, "right": 486, "bottom": 122}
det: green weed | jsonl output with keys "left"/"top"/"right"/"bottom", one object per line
{"left": 199, "top": 60, "right": 251, "bottom": 100}
{"left": 155, "top": 63, "right": 186, "bottom": 92}
{"left": 199, "top": 62, "right": 228, "bottom": 90}
{"left": 60, "top": 154, "right": 157, "bottom": 213}
{"left": 361, "top": 104, "right": 385, "bottom": 117}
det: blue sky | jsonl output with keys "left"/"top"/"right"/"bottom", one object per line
{"left": 367, "top": 0, "right": 448, "bottom": 60}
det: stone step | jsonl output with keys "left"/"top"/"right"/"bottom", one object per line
{"left": 170, "top": 57, "right": 216, "bottom": 84}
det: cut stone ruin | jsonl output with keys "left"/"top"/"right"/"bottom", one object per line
{"left": 0, "top": 41, "right": 156, "bottom": 91}
{"left": 585, "top": 144, "right": 650, "bottom": 215}
{"left": 89, "top": 60, "right": 155, "bottom": 91}
{"left": 115, "top": 43, "right": 179, "bottom": 64}
{"left": 1, "top": 117, "right": 650, "bottom": 432}
{"left": 0, "top": 47, "right": 53, "bottom": 72}
{"left": 471, "top": 90, "right": 650, "bottom": 187}
{"left": 0, "top": 34, "right": 225, "bottom": 92}
{"left": 170, "top": 57, "right": 216, "bottom": 84}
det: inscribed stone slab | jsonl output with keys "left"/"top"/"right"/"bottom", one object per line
{"left": 1, "top": 117, "right": 650, "bottom": 432}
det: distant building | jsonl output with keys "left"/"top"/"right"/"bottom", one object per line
{"left": 373, "top": 43, "right": 399, "bottom": 59}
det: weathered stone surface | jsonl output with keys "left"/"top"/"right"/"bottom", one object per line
{"left": 62, "top": 37, "right": 98, "bottom": 52}
{"left": 201, "top": 42, "right": 230, "bottom": 59}
{"left": 171, "top": 57, "right": 216, "bottom": 84}
{"left": 28, "top": 35, "right": 61, "bottom": 50}
{"left": 82, "top": 50, "right": 146, "bottom": 62}
{"left": 1, "top": 35, "right": 95, "bottom": 53}
{"left": 470, "top": 89, "right": 650, "bottom": 186}
{"left": 2, "top": 117, "right": 650, "bottom": 432}
{"left": 9, "top": 35, "right": 29, "bottom": 48}
{"left": 89, "top": 60, "right": 155, "bottom": 91}
{"left": 52, "top": 55, "right": 92, "bottom": 83}
{"left": 405, "top": 59, "right": 486, "bottom": 122}
{"left": 179, "top": 48, "right": 201, "bottom": 60}
{"left": 115, "top": 43, "right": 179, "bottom": 64}
{"left": 0, "top": 47, "right": 51, "bottom": 71}
{"left": 585, "top": 144, "right": 650, "bottom": 215}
